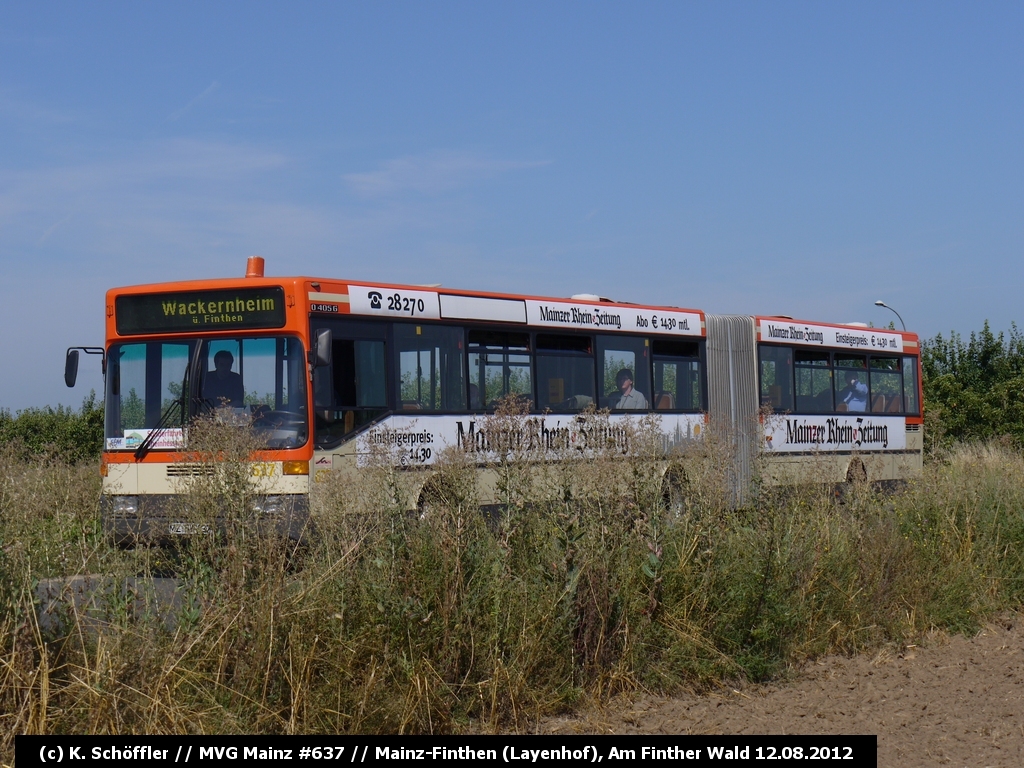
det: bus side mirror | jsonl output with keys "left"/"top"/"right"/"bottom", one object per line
{"left": 315, "top": 329, "right": 333, "bottom": 367}
{"left": 64, "top": 349, "right": 80, "bottom": 388}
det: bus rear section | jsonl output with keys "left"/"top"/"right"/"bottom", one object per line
{"left": 704, "top": 314, "right": 924, "bottom": 496}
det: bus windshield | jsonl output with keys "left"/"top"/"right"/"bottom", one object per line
{"left": 104, "top": 336, "right": 308, "bottom": 451}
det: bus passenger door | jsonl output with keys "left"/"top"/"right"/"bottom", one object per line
{"left": 313, "top": 323, "right": 388, "bottom": 448}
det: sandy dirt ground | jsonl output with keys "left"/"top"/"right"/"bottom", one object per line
{"left": 541, "top": 614, "right": 1024, "bottom": 767}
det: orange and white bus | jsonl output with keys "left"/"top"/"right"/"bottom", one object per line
{"left": 65, "top": 258, "right": 922, "bottom": 542}
{"left": 702, "top": 315, "right": 923, "bottom": 502}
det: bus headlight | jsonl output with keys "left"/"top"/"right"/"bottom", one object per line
{"left": 253, "top": 495, "right": 285, "bottom": 517}
{"left": 110, "top": 495, "right": 139, "bottom": 517}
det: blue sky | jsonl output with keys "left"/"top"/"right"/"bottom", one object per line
{"left": 3, "top": 2, "right": 1023, "bottom": 410}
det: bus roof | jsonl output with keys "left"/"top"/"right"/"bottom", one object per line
{"left": 106, "top": 273, "right": 707, "bottom": 339}
{"left": 102, "top": 266, "right": 919, "bottom": 347}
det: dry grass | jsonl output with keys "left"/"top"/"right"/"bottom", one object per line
{"left": 3, "top": 420, "right": 1024, "bottom": 751}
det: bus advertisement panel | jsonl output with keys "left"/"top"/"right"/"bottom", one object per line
{"left": 763, "top": 414, "right": 908, "bottom": 453}
{"left": 758, "top": 319, "right": 905, "bottom": 353}
{"left": 352, "top": 412, "right": 706, "bottom": 468}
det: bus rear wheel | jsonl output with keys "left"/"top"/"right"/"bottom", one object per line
{"left": 661, "top": 465, "right": 691, "bottom": 516}
{"left": 846, "top": 458, "right": 868, "bottom": 484}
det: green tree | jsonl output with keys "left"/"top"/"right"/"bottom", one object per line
{"left": 921, "top": 322, "right": 1024, "bottom": 446}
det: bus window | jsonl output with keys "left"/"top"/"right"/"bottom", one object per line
{"left": 903, "top": 357, "right": 920, "bottom": 415}
{"left": 342, "top": 341, "right": 387, "bottom": 409}
{"left": 758, "top": 345, "right": 793, "bottom": 412}
{"left": 314, "top": 338, "right": 388, "bottom": 444}
{"left": 535, "top": 334, "right": 595, "bottom": 411}
{"left": 869, "top": 357, "right": 903, "bottom": 413}
{"left": 199, "top": 337, "right": 308, "bottom": 447}
{"left": 312, "top": 321, "right": 388, "bottom": 445}
{"left": 597, "top": 336, "right": 650, "bottom": 410}
{"left": 468, "top": 331, "right": 532, "bottom": 410}
{"left": 394, "top": 324, "right": 466, "bottom": 411}
{"left": 106, "top": 337, "right": 308, "bottom": 451}
{"left": 794, "top": 351, "right": 832, "bottom": 413}
{"left": 106, "top": 341, "right": 193, "bottom": 437}
{"left": 201, "top": 338, "right": 305, "bottom": 412}
{"left": 653, "top": 339, "right": 702, "bottom": 411}
{"left": 203, "top": 340, "right": 244, "bottom": 407}
{"left": 833, "top": 355, "right": 868, "bottom": 413}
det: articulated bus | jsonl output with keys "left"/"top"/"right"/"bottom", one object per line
{"left": 64, "top": 258, "right": 923, "bottom": 543}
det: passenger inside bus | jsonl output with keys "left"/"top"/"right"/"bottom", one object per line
{"left": 837, "top": 370, "right": 868, "bottom": 412}
{"left": 614, "top": 368, "right": 649, "bottom": 410}
{"left": 203, "top": 350, "right": 244, "bottom": 407}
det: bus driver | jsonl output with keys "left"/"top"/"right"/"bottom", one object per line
{"left": 204, "top": 350, "right": 244, "bottom": 407}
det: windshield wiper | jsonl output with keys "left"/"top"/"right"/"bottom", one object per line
{"left": 134, "top": 342, "right": 200, "bottom": 461}
{"left": 133, "top": 397, "right": 182, "bottom": 461}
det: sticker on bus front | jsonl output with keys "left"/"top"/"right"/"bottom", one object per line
{"left": 110, "top": 429, "right": 185, "bottom": 451}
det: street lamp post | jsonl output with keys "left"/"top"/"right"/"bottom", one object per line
{"left": 874, "top": 300, "right": 906, "bottom": 331}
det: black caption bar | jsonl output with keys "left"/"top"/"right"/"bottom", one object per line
{"left": 17, "top": 735, "right": 876, "bottom": 767}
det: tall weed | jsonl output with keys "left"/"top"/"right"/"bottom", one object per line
{"left": 3, "top": 417, "right": 1024, "bottom": 750}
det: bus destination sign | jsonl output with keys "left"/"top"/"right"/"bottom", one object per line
{"left": 115, "top": 287, "right": 287, "bottom": 335}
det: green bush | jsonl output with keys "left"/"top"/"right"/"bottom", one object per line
{"left": 0, "top": 392, "right": 104, "bottom": 462}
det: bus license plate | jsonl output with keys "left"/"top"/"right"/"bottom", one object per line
{"left": 167, "top": 522, "right": 211, "bottom": 535}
